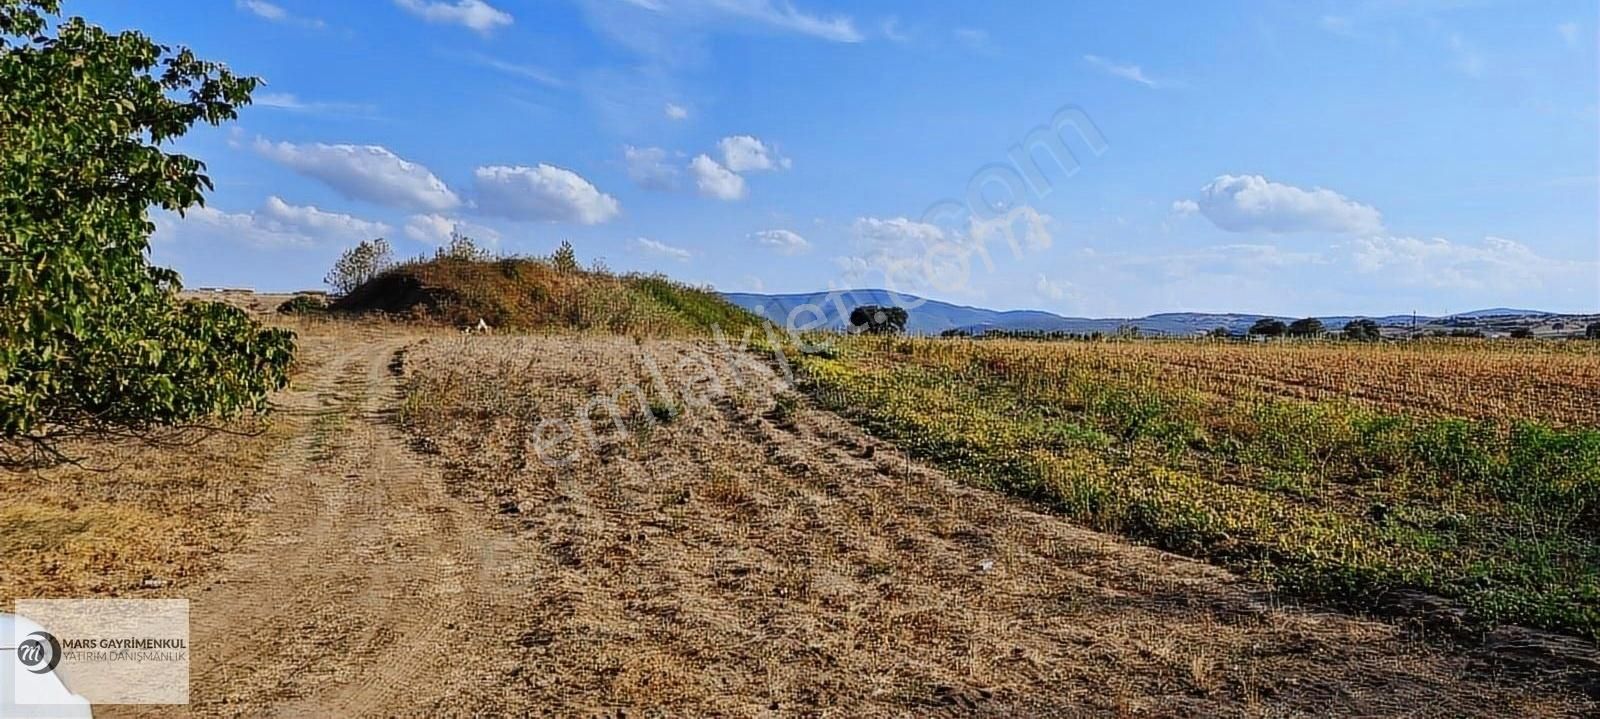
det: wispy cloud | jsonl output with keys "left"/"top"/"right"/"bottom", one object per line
{"left": 466, "top": 53, "right": 564, "bottom": 88}
{"left": 235, "top": 0, "right": 325, "bottom": 29}
{"left": 631, "top": 237, "right": 692, "bottom": 261}
{"left": 254, "top": 92, "right": 377, "bottom": 116}
{"left": 1083, "top": 54, "right": 1160, "bottom": 88}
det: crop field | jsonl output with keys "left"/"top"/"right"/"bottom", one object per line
{"left": 788, "top": 336, "right": 1600, "bottom": 639}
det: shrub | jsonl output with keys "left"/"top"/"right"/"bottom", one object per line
{"left": 1, "top": 0, "right": 294, "bottom": 466}
{"left": 277, "top": 295, "right": 328, "bottom": 315}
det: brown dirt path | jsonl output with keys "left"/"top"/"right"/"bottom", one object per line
{"left": 102, "top": 331, "right": 529, "bottom": 718}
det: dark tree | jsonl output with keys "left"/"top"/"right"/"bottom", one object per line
{"left": 1287, "top": 318, "right": 1325, "bottom": 337}
{"left": 1510, "top": 327, "right": 1534, "bottom": 339}
{"left": 1, "top": 0, "right": 294, "bottom": 466}
{"left": 1249, "top": 318, "right": 1288, "bottom": 337}
{"left": 1207, "top": 326, "right": 1232, "bottom": 339}
{"left": 1342, "top": 319, "right": 1381, "bottom": 341}
{"left": 1588, "top": 322, "right": 1600, "bottom": 340}
{"left": 849, "top": 305, "right": 908, "bottom": 335}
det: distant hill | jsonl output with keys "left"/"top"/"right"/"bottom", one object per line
{"left": 721, "top": 289, "right": 1581, "bottom": 337}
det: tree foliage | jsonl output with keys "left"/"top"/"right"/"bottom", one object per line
{"left": 849, "top": 305, "right": 908, "bottom": 335}
{"left": 550, "top": 240, "right": 579, "bottom": 274}
{"left": 1286, "top": 317, "right": 1325, "bottom": 337}
{"left": 325, "top": 238, "right": 393, "bottom": 295}
{"left": 1248, "top": 318, "right": 1287, "bottom": 337}
{"left": 434, "top": 231, "right": 493, "bottom": 262}
{"left": 1, "top": 0, "right": 294, "bottom": 464}
{"left": 1588, "top": 322, "right": 1600, "bottom": 340}
{"left": 1343, "top": 319, "right": 1381, "bottom": 342}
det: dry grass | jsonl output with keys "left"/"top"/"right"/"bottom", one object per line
{"left": 393, "top": 334, "right": 1595, "bottom": 716}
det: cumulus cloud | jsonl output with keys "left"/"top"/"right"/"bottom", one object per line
{"left": 394, "top": 0, "right": 512, "bottom": 34}
{"left": 623, "top": 145, "right": 680, "bottom": 190}
{"left": 155, "top": 197, "right": 388, "bottom": 248}
{"left": 473, "top": 164, "right": 621, "bottom": 224}
{"left": 1185, "top": 174, "right": 1383, "bottom": 235}
{"left": 752, "top": 229, "right": 810, "bottom": 255}
{"left": 969, "top": 206, "right": 1054, "bottom": 253}
{"left": 1083, "top": 54, "right": 1159, "bottom": 88}
{"left": 403, "top": 214, "right": 502, "bottom": 245}
{"left": 630, "top": 237, "right": 691, "bottom": 261}
{"left": 1351, "top": 235, "right": 1595, "bottom": 291}
{"left": 664, "top": 102, "right": 690, "bottom": 120}
{"left": 688, "top": 154, "right": 746, "bottom": 200}
{"left": 254, "top": 139, "right": 461, "bottom": 213}
{"left": 718, "top": 135, "right": 790, "bottom": 172}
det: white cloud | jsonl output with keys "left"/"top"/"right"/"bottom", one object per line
{"left": 717, "top": 135, "right": 790, "bottom": 172}
{"left": 403, "top": 214, "right": 502, "bottom": 246}
{"left": 236, "top": 0, "right": 325, "bottom": 28}
{"left": 1035, "top": 274, "right": 1067, "bottom": 301}
{"left": 623, "top": 145, "right": 680, "bottom": 190}
{"left": 752, "top": 229, "right": 810, "bottom": 255}
{"left": 394, "top": 0, "right": 512, "bottom": 34}
{"left": 1350, "top": 235, "right": 1595, "bottom": 291}
{"left": 155, "top": 197, "right": 388, "bottom": 248}
{"left": 473, "top": 164, "right": 621, "bottom": 224}
{"left": 953, "top": 27, "right": 988, "bottom": 49}
{"left": 1084, "top": 54, "right": 1159, "bottom": 88}
{"left": 1171, "top": 199, "right": 1199, "bottom": 216}
{"left": 237, "top": 0, "right": 286, "bottom": 21}
{"left": 1558, "top": 21, "right": 1581, "bottom": 48}
{"left": 467, "top": 53, "right": 562, "bottom": 87}
{"left": 663, "top": 0, "right": 862, "bottom": 42}
{"left": 969, "top": 206, "right": 1054, "bottom": 253}
{"left": 254, "top": 92, "right": 375, "bottom": 115}
{"left": 1186, "top": 174, "right": 1383, "bottom": 235}
{"left": 260, "top": 196, "right": 390, "bottom": 241}
{"left": 665, "top": 102, "right": 690, "bottom": 120}
{"left": 254, "top": 139, "right": 461, "bottom": 213}
{"left": 688, "top": 154, "right": 746, "bottom": 200}
{"left": 630, "top": 237, "right": 691, "bottom": 261}
{"left": 881, "top": 16, "right": 910, "bottom": 43}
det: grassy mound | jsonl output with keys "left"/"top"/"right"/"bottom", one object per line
{"left": 332, "top": 256, "right": 762, "bottom": 336}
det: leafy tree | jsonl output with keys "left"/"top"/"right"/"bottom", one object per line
{"left": 435, "top": 231, "right": 493, "bottom": 262}
{"left": 1248, "top": 318, "right": 1287, "bottom": 337}
{"left": 1, "top": 0, "right": 295, "bottom": 465}
{"left": 1342, "top": 319, "right": 1381, "bottom": 342}
{"left": 849, "top": 305, "right": 908, "bottom": 335}
{"left": 1510, "top": 327, "right": 1534, "bottom": 339}
{"left": 1287, "top": 317, "right": 1325, "bottom": 337}
{"left": 325, "top": 238, "right": 393, "bottom": 295}
{"left": 1588, "top": 322, "right": 1600, "bottom": 340}
{"left": 1207, "top": 327, "right": 1232, "bottom": 339}
{"left": 551, "top": 240, "right": 579, "bottom": 274}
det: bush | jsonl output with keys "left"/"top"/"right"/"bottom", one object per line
{"left": 277, "top": 295, "right": 328, "bottom": 315}
{"left": 1, "top": 0, "right": 294, "bottom": 465}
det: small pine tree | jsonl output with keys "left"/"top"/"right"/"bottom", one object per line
{"left": 436, "top": 231, "right": 493, "bottom": 262}
{"left": 551, "top": 240, "right": 579, "bottom": 274}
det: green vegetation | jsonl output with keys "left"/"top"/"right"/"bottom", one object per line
{"left": 1249, "top": 318, "right": 1287, "bottom": 337}
{"left": 787, "top": 337, "right": 1600, "bottom": 638}
{"left": 276, "top": 295, "right": 328, "bottom": 315}
{"left": 331, "top": 245, "right": 763, "bottom": 337}
{"left": 848, "top": 305, "right": 909, "bottom": 335}
{"left": 0, "top": 0, "right": 293, "bottom": 465}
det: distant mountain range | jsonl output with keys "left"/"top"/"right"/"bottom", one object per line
{"left": 720, "top": 289, "right": 1567, "bottom": 337}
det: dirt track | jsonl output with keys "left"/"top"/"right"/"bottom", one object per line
{"left": 100, "top": 331, "right": 1594, "bottom": 716}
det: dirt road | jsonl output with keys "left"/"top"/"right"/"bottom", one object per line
{"left": 93, "top": 331, "right": 1592, "bottom": 716}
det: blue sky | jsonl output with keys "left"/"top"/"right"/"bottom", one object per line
{"left": 83, "top": 0, "right": 1599, "bottom": 316}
